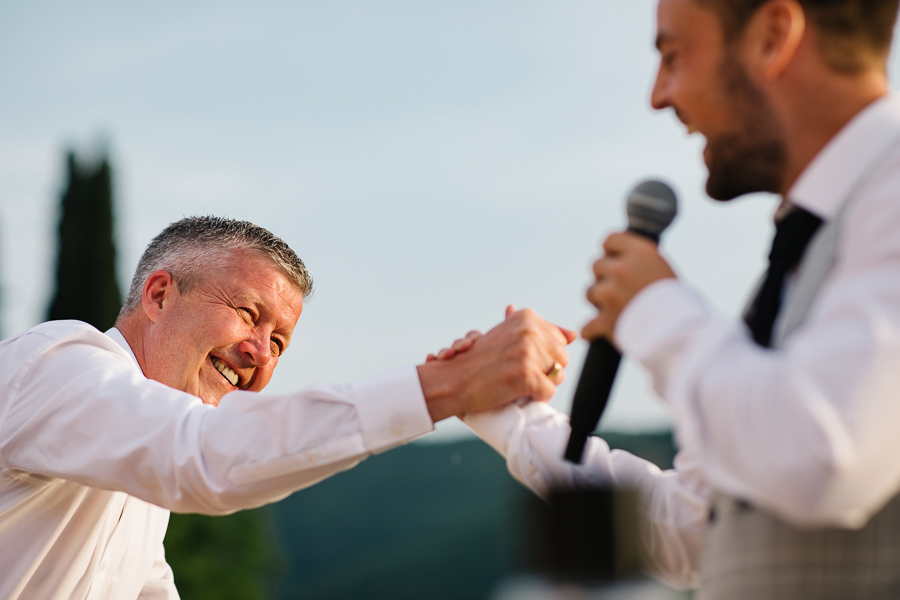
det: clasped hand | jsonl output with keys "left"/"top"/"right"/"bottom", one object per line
{"left": 421, "top": 306, "right": 576, "bottom": 420}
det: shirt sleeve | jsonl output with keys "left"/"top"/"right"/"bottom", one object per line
{"left": 0, "top": 325, "right": 434, "bottom": 515}
{"left": 615, "top": 181, "right": 900, "bottom": 528}
{"left": 463, "top": 401, "right": 709, "bottom": 590}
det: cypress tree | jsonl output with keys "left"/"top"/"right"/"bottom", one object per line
{"left": 47, "top": 149, "right": 122, "bottom": 330}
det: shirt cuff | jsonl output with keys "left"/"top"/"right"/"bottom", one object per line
{"left": 349, "top": 365, "right": 434, "bottom": 453}
{"left": 462, "top": 399, "right": 548, "bottom": 458}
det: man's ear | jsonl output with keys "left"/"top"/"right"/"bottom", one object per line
{"left": 142, "top": 270, "right": 177, "bottom": 322}
{"left": 745, "top": 0, "right": 806, "bottom": 81}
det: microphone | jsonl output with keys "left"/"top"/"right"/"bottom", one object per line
{"left": 564, "top": 180, "right": 678, "bottom": 463}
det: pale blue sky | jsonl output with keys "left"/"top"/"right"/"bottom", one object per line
{"left": 4, "top": 1, "right": 891, "bottom": 439}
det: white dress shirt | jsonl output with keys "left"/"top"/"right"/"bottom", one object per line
{"left": 0, "top": 320, "right": 433, "bottom": 599}
{"left": 465, "top": 94, "right": 900, "bottom": 590}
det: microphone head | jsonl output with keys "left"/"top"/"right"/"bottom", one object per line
{"left": 626, "top": 179, "right": 678, "bottom": 240}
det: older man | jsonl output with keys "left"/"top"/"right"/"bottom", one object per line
{"left": 465, "top": 0, "right": 900, "bottom": 597}
{"left": 0, "top": 216, "right": 574, "bottom": 599}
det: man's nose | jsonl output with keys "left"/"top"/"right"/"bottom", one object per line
{"left": 650, "top": 68, "right": 670, "bottom": 111}
{"left": 239, "top": 331, "right": 272, "bottom": 366}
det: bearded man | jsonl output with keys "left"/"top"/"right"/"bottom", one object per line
{"left": 463, "top": 1, "right": 900, "bottom": 597}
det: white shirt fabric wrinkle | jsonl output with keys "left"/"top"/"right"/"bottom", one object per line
{"left": 0, "top": 320, "right": 433, "bottom": 599}
{"left": 465, "top": 93, "right": 900, "bottom": 590}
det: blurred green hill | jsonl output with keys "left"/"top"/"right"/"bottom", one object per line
{"left": 260, "top": 430, "right": 677, "bottom": 600}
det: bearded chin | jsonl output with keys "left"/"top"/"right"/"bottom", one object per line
{"left": 705, "top": 136, "right": 787, "bottom": 201}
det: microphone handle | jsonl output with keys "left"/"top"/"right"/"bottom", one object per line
{"left": 563, "top": 339, "right": 621, "bottom": 463}
{"left": 564, "top": 226, "right": 660, "bottom": 464}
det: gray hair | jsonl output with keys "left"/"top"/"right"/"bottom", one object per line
{"left": 119, "top": 216, "right": 313, "bottom": 316}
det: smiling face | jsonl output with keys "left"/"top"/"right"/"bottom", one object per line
{"left": 140, "top": 249, "right": 304, "bottom": 405}
{"left": 651, "top": 0, "right": 788, "bottom": 200}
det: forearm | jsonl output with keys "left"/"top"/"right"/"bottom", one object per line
{"left": 0, "top": 329, "right": 432, "bottom": 514}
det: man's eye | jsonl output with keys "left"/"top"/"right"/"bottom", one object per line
{"left": 270, "top": 339, "right": 284, "bottom": 357}
{"left": 239, "top": 307, "right": 255, "bottom": 322}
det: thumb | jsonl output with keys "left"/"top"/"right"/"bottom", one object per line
{"left": 558, "top": 326, "right": 578, "bottom": 344}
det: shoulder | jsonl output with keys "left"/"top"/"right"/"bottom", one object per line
{"left": 2, "top": 320, "right": 120, "bottom": 351}
{"left": 25, "top": 319, "right": 99, "bottom": 339}
{"left": 0, "top": 321, "right": 134, "bottom": 380}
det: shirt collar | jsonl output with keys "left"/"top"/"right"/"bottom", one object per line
{"left": 789, "top": 94, "right": 900, "bottom": 220}
{"left": 105, "top": 326, "right": 141, "bottom": 369}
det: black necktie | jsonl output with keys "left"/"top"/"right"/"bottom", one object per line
{"left": 744, "top": 206, "right": 824, "bottom": 347}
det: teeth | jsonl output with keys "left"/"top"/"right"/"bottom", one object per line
{"left": 211, "top": 357, "right": 239, "bottom": 386}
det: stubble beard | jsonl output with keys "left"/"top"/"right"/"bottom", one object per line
{"left": 704, "top": 49, "right": 788, "bottom": 201}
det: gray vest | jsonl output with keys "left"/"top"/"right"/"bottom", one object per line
{"left": 697, "top": 204, "right": 900, "bottom": 599}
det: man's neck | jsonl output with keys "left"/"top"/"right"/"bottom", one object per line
{"left": 114, "top": 313, "right": 149, "bottom": 376}
{"left": 777, "top": 70, "right": 889, "bottom": 196}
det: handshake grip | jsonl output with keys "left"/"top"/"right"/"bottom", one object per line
{"left": 564, "top": 180, "right": 678, "bottom": 464}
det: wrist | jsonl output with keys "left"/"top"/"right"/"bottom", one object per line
{"left": 416, "top": 361, "right": 463, "bottom": 423}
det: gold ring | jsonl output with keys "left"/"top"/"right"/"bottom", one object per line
{"left": 545, "top": 362, "right": 563, "bottom": 381}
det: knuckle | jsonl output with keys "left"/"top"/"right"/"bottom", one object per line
{"left": 512, "top": 318, "right": 541, "bottom": 341}
{"left": 504, "top": 342, "right": 530, "bottom": 366}
{"left": 520, "top": 328, "right": 543, "bottom": 350}
{"left": 517, "top": 308, "right": 538, "bottom": 323}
